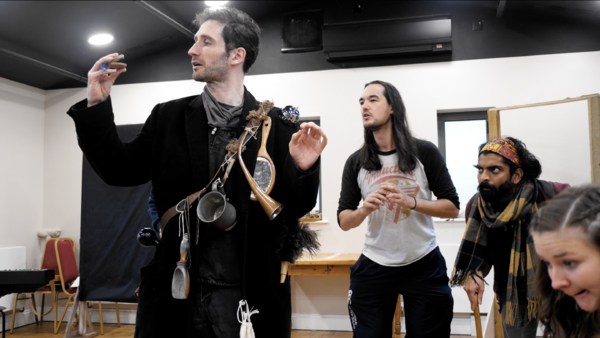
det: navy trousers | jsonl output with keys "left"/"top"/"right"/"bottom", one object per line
{"left": 348, "top": 247, "right": 454, "bottom": 338}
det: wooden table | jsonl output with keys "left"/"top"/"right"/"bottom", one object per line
{"left": 288, "top": 253, "right": 403, "bottom": 337}
{"left": 288, "top": 253, "right": 360, "bottom": 276}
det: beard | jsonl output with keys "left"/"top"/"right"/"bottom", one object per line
{"left": 364, "top": 113, "right": 391, "bottom": 132}
{"left": 192, "top": 52, "right": 229, "bottom": 83}
{"left": 479, "top": 178, "right": 513, "bottom": 204}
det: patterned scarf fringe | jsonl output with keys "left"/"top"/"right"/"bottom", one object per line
{"left": 504, "top": 301, "right": 518, "bottom": 326}
{"left": 527, "top": 296, "right": 539, "bottom": 322}
{"left": 504, "top": 296, "right": 539, "bottom": 326}
{"left": 451, "top": 268, "right": 488, "bottom": 288}
{"left": 450, "top": 269, "right": 471, "bottom": 287}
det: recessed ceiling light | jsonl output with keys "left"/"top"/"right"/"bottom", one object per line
{"left": 205, "top": 1, "right": 228, "bottom": 8}
{"left": 88, "top": 34, "right": 114, "bottom": 46}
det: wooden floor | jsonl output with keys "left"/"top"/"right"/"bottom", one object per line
{"left": 6, "top": 323, "right": 472, "bottom": 337}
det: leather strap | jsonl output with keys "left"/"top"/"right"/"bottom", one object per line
{"left": 159, "top": 101, "right": 270, "bottom": 228}
{"left": 160, "top": 189, "right": 204, "bottom": 228}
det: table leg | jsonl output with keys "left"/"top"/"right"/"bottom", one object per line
{"left": 1, "top": 306, "right": 6, "bottom": 338}
{"left": 393, "top": 295, "right": 401, "bottom": 336}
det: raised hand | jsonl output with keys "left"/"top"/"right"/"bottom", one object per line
{"left": 289, "top": 122, "right": 328, "bottom": 171}
{"left": 87, "top": 53, "right": 127, "bottom": 107}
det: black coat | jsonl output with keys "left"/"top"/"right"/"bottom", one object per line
{"left": 68, "top": 88, "right": 320, "bottom": 337}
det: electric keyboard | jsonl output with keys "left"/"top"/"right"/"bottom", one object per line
{"left": 0, "top": 269, "right": 55, "bottom": 298}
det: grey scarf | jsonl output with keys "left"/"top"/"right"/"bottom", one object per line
{"left": 202, "top": 86, "right": 243, "bottom": 128}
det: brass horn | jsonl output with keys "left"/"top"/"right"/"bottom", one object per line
{"left": 238, "top": 120, "right": 284, "bottom": 220}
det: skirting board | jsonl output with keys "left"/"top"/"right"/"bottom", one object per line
{"left": 291, "top": 313, "right": 486, "bottom": 335}
{"left": 8, "top": 306, "right": 138, "bottom": 330}
{"left": 2, "top": 309, "right": 37, "bottom": 332}
{"left": 8, "top": 307, "right": 511, "bottom": 337}
{"left": 292, "top": 313, "right": 352, "bottom": 331}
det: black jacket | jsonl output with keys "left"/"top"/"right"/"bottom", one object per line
{"left": 68, "top": 88, "right": 320, "bottom": 337}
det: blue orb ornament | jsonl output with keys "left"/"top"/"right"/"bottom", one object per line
{"left": 281, "top": 105, "right": 300, "bottom": 123}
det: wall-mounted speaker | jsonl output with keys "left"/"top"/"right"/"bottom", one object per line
{"left": 281, "top": 10, "right": 323, "bottom": 53}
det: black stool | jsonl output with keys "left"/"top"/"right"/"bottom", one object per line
{"left": 0, "top": 306, "right": 5, "bottom": 338}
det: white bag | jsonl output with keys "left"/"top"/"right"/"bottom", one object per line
{"left": 237, "top": 299, "right": 259, "bottom": 338}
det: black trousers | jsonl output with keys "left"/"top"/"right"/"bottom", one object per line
{"left": 189, "top": 284, "right": 242, "bottom": 337}
{"left": 348, "top": 247, "right": 454, "bottom": 338}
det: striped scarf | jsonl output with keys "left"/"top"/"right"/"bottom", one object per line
{"left": 451, "top": 179, "right": 540, "bottom": 326}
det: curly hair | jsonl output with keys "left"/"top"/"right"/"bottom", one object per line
{"left": 193, "top": 7, "right": 261, "bottom": 73}
{"left": 478, "top": 136, "right": 542, "bottom": 182}
{"left": 530, "top": 185, "right": 600, "bottom": 338}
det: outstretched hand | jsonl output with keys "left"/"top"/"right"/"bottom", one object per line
{"left": 289, "top": 122, "right": 328, "bottom": 171}
{"left": 87, "top": 53, "right": 127, "bottom": 107}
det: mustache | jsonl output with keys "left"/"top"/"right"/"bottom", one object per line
{"left": 478, "top": 182, "right": 495, "bottom": 190}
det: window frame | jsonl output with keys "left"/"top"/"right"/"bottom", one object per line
{"left": 437, "top": 108, "right": 492, "bottom": 159}
{"left": 436, "top": 108, "right": 492, "bottom": 219}
{"left": 298, "top": 116, "right": 322, "bottom": 221}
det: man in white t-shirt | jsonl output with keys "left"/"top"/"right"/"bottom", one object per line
{"left": 338, "top": 80, "right": 459, "bottom": 337}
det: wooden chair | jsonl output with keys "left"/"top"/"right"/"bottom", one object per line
{"left": 10, "top": 238, "right": 60, "bottom": 333}
{"left": 393, "top": 295, "right": 403, "bottom": 337}
{"left": 94, "top": 301, "right": 121, "bottom": 335}
{"left": 53, "top": 238, "right": 79, "bottom": 334}
{"left": 10, "top": 238, "right": 120, "bottom": 335}
{"left": 54, "top": 238, "right": 121, "bottom": 335}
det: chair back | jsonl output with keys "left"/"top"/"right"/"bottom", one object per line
{"left": 54, "top": 238, "right": 79, "bottom": 292}
{"left": 41, "top": 238, "right": 59, "bottom": 279}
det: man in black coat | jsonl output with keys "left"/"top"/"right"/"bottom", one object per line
{"left": 68, "top": 7, "right": 327, "bottom": 338}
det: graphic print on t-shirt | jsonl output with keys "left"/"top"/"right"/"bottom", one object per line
{"left": 365, "top": 164, "right": 421, "bottom": 223}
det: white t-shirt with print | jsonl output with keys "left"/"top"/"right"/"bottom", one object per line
{"left": 337, "top": 140, "right": 459, "bottom": 267}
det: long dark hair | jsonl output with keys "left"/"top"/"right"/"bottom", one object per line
{"left": 359, "top": 80, "right": 417, "bottom": 172}
{"left": 530, "top": 185, "right": 600, "bottom": 338}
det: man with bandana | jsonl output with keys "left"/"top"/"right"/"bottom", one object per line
{"left": 451, "top": 137, "right": 569, "bottom": 337}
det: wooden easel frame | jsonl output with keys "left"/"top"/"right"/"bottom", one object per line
{"left": 486, "top": 94, "right": 600, "bottom": 338}
{"left": 63, "top": 288, "right": 97, "bottom": 338}
{"left": 488, "top": 94, "right": 600, "bottom": 183}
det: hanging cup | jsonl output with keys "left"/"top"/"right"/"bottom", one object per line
{"left": 197, "top": 179, "right": 237, "bottom": 231}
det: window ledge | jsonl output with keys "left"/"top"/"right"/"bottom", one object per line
{"left": 433, "top": 217, "right": 466, "bottom": 224}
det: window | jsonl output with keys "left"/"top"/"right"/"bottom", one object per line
{"left": 298, "top": 116, "right": 322, "bottom": 221}
{"left": 437, "top": 108, "right": 491, "bottom": 217}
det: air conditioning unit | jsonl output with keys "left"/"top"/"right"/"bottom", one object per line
{"left": 323, "top": 14, "right": 452, "bottom": 61}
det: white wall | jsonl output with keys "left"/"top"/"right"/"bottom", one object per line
{"left": 0, "top": 78, "right": 45, "bottom": 270}
{"left": 42, "top": 82, "right": 205, "bottom": 242}
{"left": 501, "top": 100, "right": 592, "bottom": 185}
{"left": 4, "top": 50, "right": 600, "bottom": 333}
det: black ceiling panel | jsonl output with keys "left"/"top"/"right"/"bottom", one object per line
{"left": 1, "top": 1, "right": 599, "bottom": 90}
